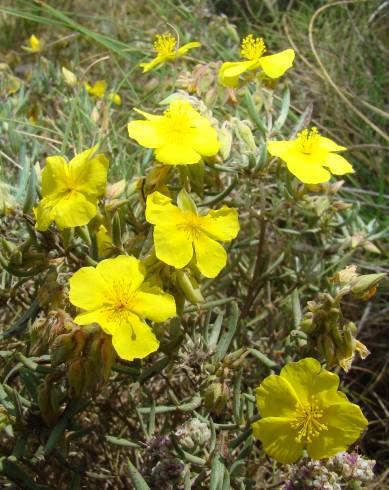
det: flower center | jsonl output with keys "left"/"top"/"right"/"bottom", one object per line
{"left": 107, "top": 280, "right": 137, "bottom": 338}
{"left": 162, "top": 102, "right": 194, "bottom": 141}
{"left": 296, "top": 127, "right": 319, "bottom": 154}
{"left": 154, "top": 33, "right": 177, "bottom": 56}
{"left": 177, "top": 212, "right": 202, "bottom": 240}
{"left": 290, "top": 396, "right": 327, "bottom": 443}
{"left": 240, "top": 34, "right": 266, "bottom": 60}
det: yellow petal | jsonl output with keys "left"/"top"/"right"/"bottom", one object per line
{"left": 145, "top": 192, "right": 183, "bottom": 226}
{"left": 256, "top": 374, "right": 299, "bottom": 418}
{"left": 252, "top": 417, "right": 303, "bottom": 464}
{"left": 323, "top": 153, "right": 354, "bottom": 175}
{"left": 139, "top": 55, "right": 166, "bottom": 73}
{"left": 132, "top": 285, "right": 176, "bottom": 322}
{"left": 218, "top": 60, "right": 257, "bottom": 87}
{"left": 34, "top": 197, "right": 58, "bottom": 231}
{"left": 54, "top": 192, "right": 97, "bottom": 229}
{"left": 307, "top": 402, "right": 368, "bottom": 460}
{"left": 153, "top": 224, "right": 194, "bottom": 269}
{"left": 193, "top": 231, "right": 227, "bottom": 278}
{"left": 108, "top": 92, "right": 121, "bottom": 105}
{"left": 96, "top": 255, "right": 145, "bottom": 291}
{"left": 69, "top": 266, "right": 109, "bottom": 310}
{"left": 176, "top": 41, "right": 201, "bottom": 56}
{"left": 317, "top": 135, "right": 347, "bottom": 152}
{"left": 69, "top": 147, "right": 109, "bottom": 196}
{"left": 280, "top": 358, "right": 322, "bottom": 405}
{"left": 85, "top": 80, "right": 106, "bottom": 98}
{"left": 155, "top": 142, "right": 201, "bottom": 165}
{"left": 287, "top": 159, "right": 331, "bottom": 184}
{"left": 74, "top": 308, "right": 118, "bottom": 335}
{"left": 111, "top": 314, "right": 159, "bottom": 361}
{"left": 200, "top": 206, "right": 240, "bottom": 241}
{"left": 188, "top": 126, "right": 221, "bottom": 157}
{"left": 267, "top": 140, "right": 296, "bottom": 159}
{"left": 133, "top": 108, "right": 163, "bottom": 122}
{"left": 259, "top": 49, "right": 295, "bottom": 78}
{"left": 41, "top": 156, "right": 69, "bottom": 196}
{"left": 127, "top": 120, "right": 166, "bottom": 148}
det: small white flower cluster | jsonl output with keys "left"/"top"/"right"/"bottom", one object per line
{"left": 329, "top": 451, "right": 375, "bottom": 482}
{"left": 283, "top": 451, "right": 375, "bottom": 489}
{"left": 175, "top": 417, "right": 211, "bottom": 450}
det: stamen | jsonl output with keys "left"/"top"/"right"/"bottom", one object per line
{"left": 162, "top": 102, "right": 194, "bottom": 141}
{"left": 105, "top": 280, "right": 137, "bottom": 340}
{"left": 297, "top": 127, "right": 320, "bottom": 154}
{"left": 154, "top": 33, "right": 177, "bottom": 56}
{"left": 240, "top": 34, "right": 266, "bottom": 60}
{"left": 290, "top": 396, "right": 327, "bottom": 443}
{"left": 176, "top": 212, "right": 202, "bottom": 240}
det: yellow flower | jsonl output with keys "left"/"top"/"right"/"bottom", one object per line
{"left": 268, "top": 127, "right": 354, "bottom": 184}
{"left": 22, "top": 35, "right": 43, "bottom": 53}
{"left": 107, "top": 92, "right": 122, "bottom": 106}
{"left": 34, "top": 146, "right": 108, "bottom": 231}
{"left": 219, "top": 34, "right": 295, "bottom": 87}
{"left": 84, "top": 80, "right": 107, "bottom": 98}
{"left": 69, "top": 255, "right": 176, "bottom": 361}
{"left": 128, "top": 99, "right": 220, "bottom": 165}
{"left": 252, "top": 358, "right": 368, "bottom": 464}
{"left": 145, "top": 190, "right": 239, "bottom": 278}
{"left": 140, "top": 33, "right": 201, "bottom": 73}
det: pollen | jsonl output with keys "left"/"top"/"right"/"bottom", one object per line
{"left": 162, "top": 102, "right": 194, "bottom": 140}
{"left": 154, "top": 33, "right": 177, "bottom": 56}
{"left": 240, "top": 34, "right": 266, "bottom": 60}
{"left": 290, "top": 396, "right": 328, "bottom": 443}
{"left": 297, "top": 127, "right": 320, "bottom": 154}
{"left": 177, "top": 212, "right": 202, "bottom": 240}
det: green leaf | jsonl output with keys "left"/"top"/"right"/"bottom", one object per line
{"left": 128, "top": 459, "right": 151, "bottom": 490}
{"left": 216, "top": 302, "right": 239, "bottom": 360}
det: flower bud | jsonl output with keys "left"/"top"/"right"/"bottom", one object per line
{"left": 106, "top": 179, "right": 126, "bottom": 200}
{"left": 174, "top": 270, "right": 203, "bottom": 304}
{"left": 351, "top": 273, "right": 386, "bottom": 299}
{"left": 100, "top": 335, "right": 115, "bottom": 381}
{"left": 67, "top": 359, "right": 87, "bottom": 397}
{"left": 218, "top": 122, "right": 233, "bottom": 160}
{"left": 300, "top": 316, "right": 316, "bottom": 334}
{"left": 203, "top": 382, "right": 229, "bottom": 416}
{"left": 62, "top": 67, "right": 78, "bottom": 87}
{"left": 50, "top": 332, "right": 77, "bottom": 366}
{"left": 235, "top": 120, "right": 256, "bottom": 153}
{"left": 177, "top": 188, "right": 197, "bottom": 214}
{"left": 111, "top": 212, "right": 122, "bottom": 249}
{"left": 323, "top": 335, "right": 336, "bottom": 368}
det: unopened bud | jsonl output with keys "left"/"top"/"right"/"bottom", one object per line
{"left": 219, "top": 122, "right": 233, "bottom": 160}
{"left": 323, "top": 335, "right": 336, "bottom": 368}
{"left": 50, "top": 332, "right": 77, "bottom": 366}
{"left": 62, "top": 66, "right": 78, "bottom": 87}
{"left": 300, "top": 316, "right": 316, "bottom": 334}
{"left": 106, "top": 179, "right": 126, "bottom": 199}
{"left": 351, "top": 273, "right": 386, "bottom": 299}
{"left": 177, "top": 188, "right": 197, "bottom": 214}
{"left": 236, "top": 120, "right": 256, "bottom": 153}
{"left": 204, "top": 382, "right": 229, "bottom": 416}
{"left": 175, "top": 270, "right": 204, "bottom": 304}
{"left": 68, "top": 359, "right": 86, "bottom": 397}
